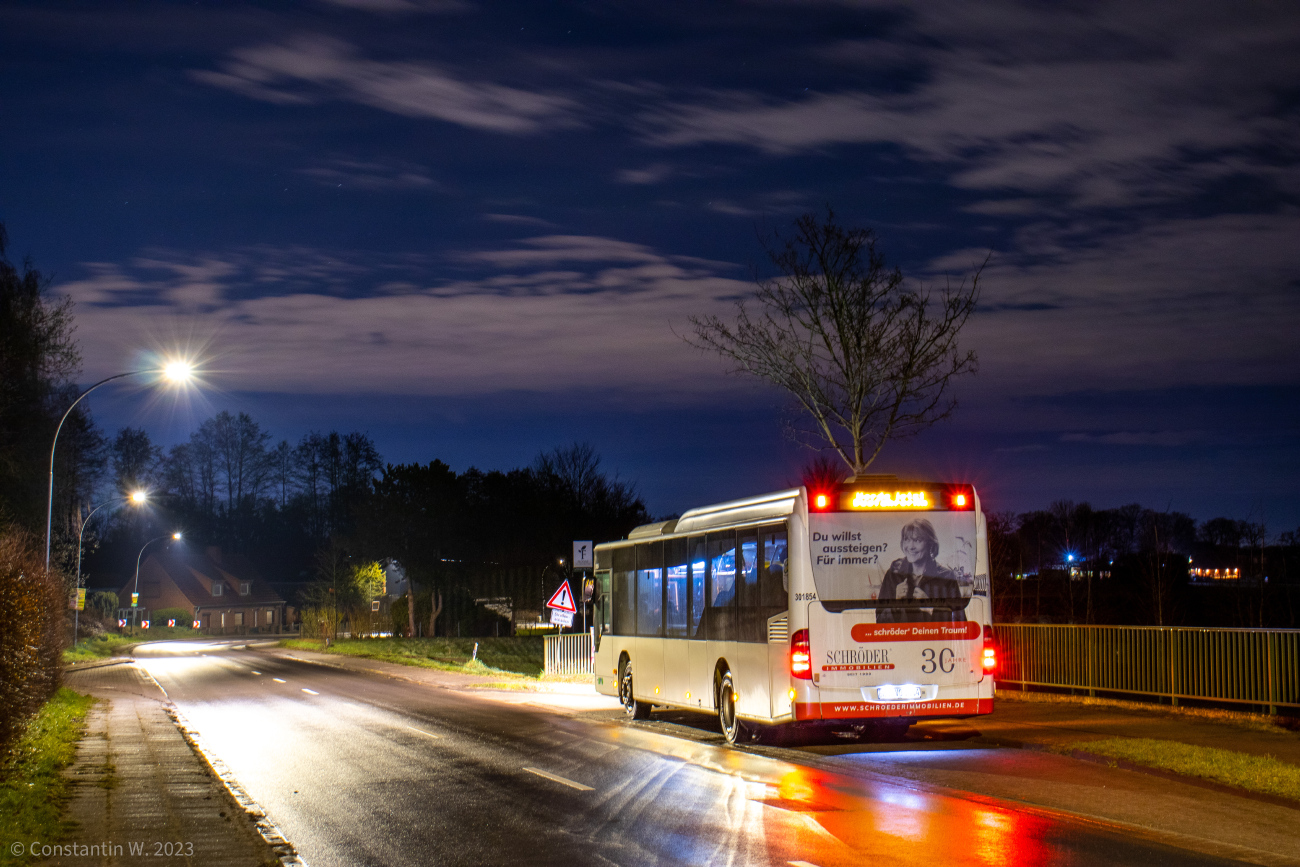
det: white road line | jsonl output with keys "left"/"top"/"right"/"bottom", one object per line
{"left": 789, "top": 862, "right": 821, "bottom": 867}
{"left": 273, "top": 678, "right": 286, "bottom": 683}
{"left": 301, "top": 688, "right": 319, "bottom": 695}
{"left": 404, "top": 725, "right": 441, "bottom": 739}
{"left": 522, "top": 767, "right": 594, "bottom": 791}
{"left": 251, "top": 670, "right": 261, "bottom": 675}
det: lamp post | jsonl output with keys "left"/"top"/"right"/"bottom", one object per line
{"left": 131, "top": 531, "right": 181, "bottom": 631}
{"left": 45, "top": 361, "right": 193, "bottom": 572}
{"left": 73, "top": 490, "right": 147, "bottom": 640}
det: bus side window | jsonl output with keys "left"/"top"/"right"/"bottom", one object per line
{"left": 636, "top": 541, "right": 664, "bottom": 637}
{"left": 594, "top": 569, "right": 612, "bottom": 648}
{"left": 706, "top": 531, "right": 737, "bottom": 641}
{"left": 689, "top": 537, "right": 707, "bottom": 638}
{"left": 736, "top": 528, "right": 763, "bottom": 642}
{"left": 612, "top": 547, "right": 635, "bottom": 636}
{"left": 761, "top": 525, "right": 788, "bottom": 607}
{"left": 665, "top": 537, "right": 689, "bottom": 638}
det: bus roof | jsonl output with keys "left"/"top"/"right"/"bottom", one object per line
{"left": 613, "top": 487, "right": 803, "bottom": 545}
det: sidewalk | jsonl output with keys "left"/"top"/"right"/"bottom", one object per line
{"left": 52, "top": 664, "right": 287, "bottom": 867}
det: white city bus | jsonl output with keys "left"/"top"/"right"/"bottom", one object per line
{"left": 592, "top": 477, "right": 996, "bottom": 744}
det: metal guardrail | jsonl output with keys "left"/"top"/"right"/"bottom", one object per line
{"left": 544, "top": 633, "right": 593, "bottom": 676}
{"left": 996, "top": 623, "right": 1300, "bottom": 713}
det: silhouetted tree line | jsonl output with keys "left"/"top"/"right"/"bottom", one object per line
{"left": 989, "top": 502, "right": 1300, "bottom": 628}
{"left": 0, "top": 223, "right": 72, "bottom": 750}
{"left": 353, "top": 442, "right": 651, "bottom": 636}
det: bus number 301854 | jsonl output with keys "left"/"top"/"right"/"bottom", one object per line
{"left": 921, "top": 648, "right": 956, "bottom": 674}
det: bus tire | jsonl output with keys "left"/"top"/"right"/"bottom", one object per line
{"left": 717, "top": 671, "right": 748, "bottom": 745}
{"left": 619, "top": 659, "right": 651, "bottom": 720}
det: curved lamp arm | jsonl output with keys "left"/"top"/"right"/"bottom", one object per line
{"left": 45, "top": 372, "right": 141, "bottom": 570}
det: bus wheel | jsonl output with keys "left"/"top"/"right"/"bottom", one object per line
{"left": 718, "top": 671, "right": 748, "bottom": 745}
{"left": 619, "top": 660, "right": 651, "bottom": 720}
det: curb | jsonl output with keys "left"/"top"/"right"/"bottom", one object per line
{"left": 166, "top": 705, "right": 308, "bottom": 867}
{"left": 64, "top": 656, "right": 136, "bottom": 672}
{"left": 971, "top": 734, "right": 1300, "bottom": 812}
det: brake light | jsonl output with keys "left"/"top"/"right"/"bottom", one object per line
{"left": 790, "top": 629, "right": 812, "bottom": 679}
{"left": 946, "top": 485, "right": 974, "bottom": 510}
{"left": 982, "top": 623, "right": 997, "bottom": 674}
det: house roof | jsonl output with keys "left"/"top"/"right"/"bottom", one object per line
{"left": 118, "top": 545, "right": 285, "bottom": 609}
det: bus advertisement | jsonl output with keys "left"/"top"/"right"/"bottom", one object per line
{"left": 592, "top": 478, "right": 994, "bottom": 745}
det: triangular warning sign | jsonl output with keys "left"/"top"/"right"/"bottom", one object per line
{"left": 546, "top": 581, "right": 576, "bottom": 612}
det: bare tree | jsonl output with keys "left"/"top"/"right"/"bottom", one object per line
{"left": 689, "top": 208, "right": 983, "bottom": 476}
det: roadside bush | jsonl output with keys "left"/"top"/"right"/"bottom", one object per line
{"left": 150, "top": 607, "right": 192, "bottom": 626}
{"left": 0, "top": 526, "right": 65, "bottom": 757}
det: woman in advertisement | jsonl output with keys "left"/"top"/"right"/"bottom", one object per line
{"left": 877, "top": 518, "right": 966, "bottom": 623}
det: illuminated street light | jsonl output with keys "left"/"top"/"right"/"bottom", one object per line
{"left": 131, "top": 531, "right": 182, "bottom": 625}
{"left": 73, "top": 491, "right": 147, "bottom": 640}
{"left": 45, "top": 359, "right": 196, "bottom": 571}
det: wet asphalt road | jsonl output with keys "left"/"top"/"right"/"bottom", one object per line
{"left": 133, "top": 640, "right": 1247, "bottom": 867}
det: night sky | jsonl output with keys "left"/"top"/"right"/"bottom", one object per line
{"left": 3, "top": 1, "right": 1298, "bottom": 530}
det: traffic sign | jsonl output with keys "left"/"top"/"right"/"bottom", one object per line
{"left": 572, "top": 540, "right": 593, "bottom": 569}
{"left": 550, "top": 609, "right": 574, "bottom": 628}
{"left": 545, "top": 581, "right": 576, "bottom": 613}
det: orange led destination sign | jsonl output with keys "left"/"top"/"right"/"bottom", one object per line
{"left": 850, "top": 490, "right": 930, "bottom": 509}
{"left": 809, "top": 482, "right": 974, "bottom": 512}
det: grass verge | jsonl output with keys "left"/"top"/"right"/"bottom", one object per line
{"left": 995, "top": 688, "right": 1295, "bottom": 734}
{"left": 279, "top": 636, "right": 548, "bottom": 678}
{"left": 1058, "top": 737, "right": 1300, "bottom": 803}
{"left": 0, "top": 689, "right": 94, "bottom": 864}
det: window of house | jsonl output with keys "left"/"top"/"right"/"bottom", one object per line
{"left": 233, "top": 611, "right": 244, "bottom": 626}
{"left": 212, "top": 583, "right": 223, "bottom": 597}
{"left": 240, "top": 581, "right": 251, "bottom": 596}
{"left": 266, "top": 610, "right": 274, "bottom": 624}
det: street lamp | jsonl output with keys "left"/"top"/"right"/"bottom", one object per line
{"left": 130, "top": 531, "right": 181, "bottom": 627}
{"left": 45, "top": 360, "right": 194, "bottom": 571}
{"left": 73, "top": 490, "right": 147, "bottom": 640}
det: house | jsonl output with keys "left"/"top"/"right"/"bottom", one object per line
{"left": 117, "top": 545, "right": 287, "bottom": 635}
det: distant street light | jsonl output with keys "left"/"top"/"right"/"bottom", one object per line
{"left": 73, "top": 490, "right": 147, "bottom": 640}
{"left": 131, "top": 532, "right": 182, "bottom": 625}
{"left": 45, "top": 361, "right": 194, "bottom": 571}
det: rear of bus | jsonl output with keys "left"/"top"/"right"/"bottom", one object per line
{"left": 792, "top": 480, "right": 995, "bottom": 729}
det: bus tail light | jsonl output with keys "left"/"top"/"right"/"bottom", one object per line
{"left": 790, "top": 629, "right": 812, "bottom": 680}
{"left": 982, "top": 623, "right": 997, "bottom": 674}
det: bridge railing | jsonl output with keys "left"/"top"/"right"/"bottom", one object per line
{"left": 544, "top": 632, "right": 593, "bottom": 677}
{"left": 995, "top": 623, "right": 1300, "bottom": 713}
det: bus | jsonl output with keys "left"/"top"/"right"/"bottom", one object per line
{"left": 591, "top": 477, "right": 995, "bottom": 745}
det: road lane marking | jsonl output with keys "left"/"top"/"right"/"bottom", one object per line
{"left": 251, "top": 670, "right": 261, "bottom": 675}
{"left": 404, "top": 725, "right": 441, "bottom": 739}
{"left": 301, "top": 688, "right": 319, "bottom": 695}
{"left": 789, "top": 862, "right": 821, "bottom": 867}
{"left": 523, "top": 767, "right": 594, "bottom": 791}
{"left": 273, "top": 678, "right": 286, "bottom": 683}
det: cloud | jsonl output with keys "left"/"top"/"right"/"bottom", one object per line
{"left": 314, "top": 0, "right": 472, "bottom": 12}
{"left": 480, "top": 213, "right": 557, "bottom": 228}
{"left": 297, "top": 157, "right": 439, "bottom": 190}
{"left": 193, "top": 35, "right": 578, "bottom": 134}
{"left": 637, "top": 1, "right": 1300, "bottom": 208}
{"left": 58, "top": 238, "right": 750, "bottom": 397}
{"left": 1061, "top": 431, "right": 1210, "bottom": 447}
{"left": 950, "top": 210, "right": 1300, "bottom": 398}
{"left": 617, "top": 163, "right": 674, "bottom": 185}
